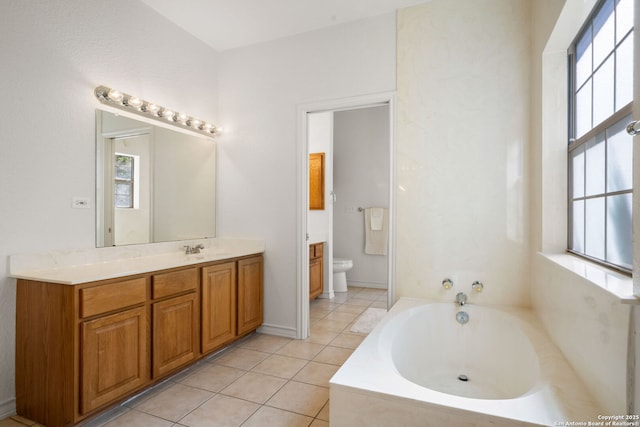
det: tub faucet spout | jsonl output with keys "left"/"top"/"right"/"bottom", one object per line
{"left": 455, "top": 292, "right": 467, "bottom": 306}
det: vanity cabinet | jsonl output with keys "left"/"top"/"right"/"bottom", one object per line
{"left": 201, "top": 261, "right": 237, "bottom": 352}
{"left": 237, "top": 256, "right": 264, "bottom": 335}
{"left": 81, "top": 306, "right": 148, "bottom": 414}
{"left": 309, "top": 242, "right": 324, "bottom": 300}
{"left": 151, "top": 268, "right": 199, "bottom": 378}
{"left": 15, "top": 253, "right": 263, "bottom": 427}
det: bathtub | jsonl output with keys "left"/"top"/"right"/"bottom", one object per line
{"left": 330, "top": 298, "right": 602, "bottom": 426}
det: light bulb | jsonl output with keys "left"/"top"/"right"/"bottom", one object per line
{"left": 158, "top": 108, "right": 174, "bottom": 119}
{"left": 176, "top": 113, "right": 188, "bottom": 124}
{"left": 124, "top": 96, "right": 142, "bottom": 109}
{"left": 187, "top": 118, "right": 201, "bottom": 128}
{"left": 107, "top": 89, "right": 123, "bottom": 103}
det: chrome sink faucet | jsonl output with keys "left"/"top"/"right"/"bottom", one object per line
{"left": 184, "top": 244, "right": 205, "bottom": 254}
{"left": 455, "top": 292, "right": 467, "bottom": 306}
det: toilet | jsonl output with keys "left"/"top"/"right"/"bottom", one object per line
{"left": 333, "top": 257, "right": 353, "bottom": 292}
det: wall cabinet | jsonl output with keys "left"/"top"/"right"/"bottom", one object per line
{"left": 15, "top": 254, "right": 263, "bottom": 427}
{"left": 309, "top": 242, "right": 324, "bottom": 300}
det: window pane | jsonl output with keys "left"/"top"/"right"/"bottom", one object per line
{"left": 576, "top": 29, "right": 593, "bottom": 88}
{"left": 593, "top": 0, "right": 615, "bottom": 67}
{"left": 585, "top": 197, "right": 605, "bottom": 259}
{"left": 115, "top": 155, "right": 133, "bottom": 180}
{"left": 592, "top": 55, "right": 614, "bottom": 126}
{"left": 115, "top": 183, "right": 133, "bottom": 208}
{"left": 585, "top": 134, "right": 605, "bottom": 196}
{"left": 615, "top": 33, "right": 633, "bottom": 109}
{"left": 606, "top": 193, "right": 632, "bottom": 268}
{"left": 572, "top": 200, "right": 585, "bottom": 253}
{"left": 576, "top": 81, "right": 592, "bottom": 138}
{"left": 607, "top": 114, "right": 633, "bottom": 192}
{"left": 571, "top": 145, "right": 585, "bottom": 198}
{"left": 616, "top": 0, "right": 634, "bottom": 43}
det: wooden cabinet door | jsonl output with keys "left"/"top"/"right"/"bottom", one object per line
{"left": 80, "top": 306, "right": 147, "bottom": 414}
{"left": 152, "top": 293, "right": 198, "bottom": 378}
{"left": 201, "top": 262, "right": 236, "bottom": 353}
{"left": 237, "top": 256, "right": 264, "bottom": 336}
{"left": 309, "top": 152, "right": 325, "bottom": 210}
{"left": 309, "top": 257, "right": 323, "bottom": 300}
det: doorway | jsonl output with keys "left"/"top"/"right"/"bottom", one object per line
{"left": 296, "top": 92, "right": 396, "bottom": 339}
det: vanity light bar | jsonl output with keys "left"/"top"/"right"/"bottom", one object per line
{"left": 94, "top": 86, "right": 219, "bottom": 137}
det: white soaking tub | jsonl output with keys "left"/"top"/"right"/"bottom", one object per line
{"left": 330, "top": 298, "right": 603, "bottom": 426}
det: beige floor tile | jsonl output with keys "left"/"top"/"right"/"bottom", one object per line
{"left": 240, "top": 333, "right": 292, "bottom": 353}
{"left": 9, "top": 416, "right": 37, "bottom": 426}
{"left": 178, "top": 394, "right": 259, "bottom": 427}
{"left": 310, "top": 419, "right": 329, "bottom": 427}
{"left": 266, "top": 381, "right": 328, "bottom": 417}
{"left": 292, "top": 361, "right": 339, "bottom": 387}
{"left": 312, "top": 317, "right": 352, "bottom": 332}
{"left": 220, "top": 371, "right": 287, "bottom": 404}
{"left": 211, "top": 348, "right": 270, "bottom": 370}
{"left": 276, "top": 340, "right": 325, "bottom": 360}
{"left": 344, "top": 297, "right": 374, "bottom": 306}
{"left": 331, "top": 292, "right": 349, "bottom": 303}
{"left": 241, "top": 406, "right": 313, "bottom": 427}
{"left": 324, "top": 311, "right": 359, "bottom": 322}
{"left": 102, "top": 409, "right": 174, "bottom": 427}
{"left": 251, "top": 354, "right": 308, "bottom": 379}
{"left": 309, "top": 306, "right": 331, "bottom": 320}
{"left": 131, "top": 383, "right": 213, "bottom": 422}
{"left": 368, "top": 300, "right": 388, "bottom": 309}
{"left": 178, "top": 363, "right": 245, "bottom": 392}
{"left": 0, "top": 419, "right": 30, "bottom": 427}
{"left": 356, "top": 288, "right": 386, "bottom": 300}
{"left": 306, "top": 326, "right": 339, "bottom": 345}
{"left": 313, "top": 346, "right": 353, "bottom": 366}
{"left": 330, "top": 332, "right": 365, "bottom": 349}
{"left": 332, "top": 303, "right": 367, "bottom": 315}
{"left": 81, "top": 405, "right": 129, "bottom": 426}
{"left": 316, "top": 400, "right": 330, "bottom": 421}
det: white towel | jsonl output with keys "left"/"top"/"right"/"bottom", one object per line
{"left": 370, "top": 207, "right": 384, "bottom": 231}
{"left": 364, "top": 207, "right": 388, "bottom": 255}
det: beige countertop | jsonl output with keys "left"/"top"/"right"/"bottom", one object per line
{"left": 10, "top": 238, "right": 264, "bottom": 285}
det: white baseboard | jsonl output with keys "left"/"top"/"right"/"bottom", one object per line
{"left": 257, "top": 323, "right": 298, "bottom": 339}
{"left": 0, "top": 398, "right": 16, "bottom": 419}
{"left": 348, "top": 281, "right": 388, "bottom": 290}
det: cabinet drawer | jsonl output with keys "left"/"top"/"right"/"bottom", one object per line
{"left": 80, "top": 278, "right": 147, "bottom": 318}
{"left": 153, "top": 268, "right": 198, "bottom": 299}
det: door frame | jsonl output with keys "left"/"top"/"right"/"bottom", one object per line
{"left": 296, "top": 91, "right": 397, "bottom": 339}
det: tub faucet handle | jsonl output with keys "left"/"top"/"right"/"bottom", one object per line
{"left": 472, "top": 281, "right": 483, "bottom": 293}
{"left": 455, "top": 292, "right": 467, "bottom": 306}
{"left": 442, "top": 278, "right": 453, "bottom": 290}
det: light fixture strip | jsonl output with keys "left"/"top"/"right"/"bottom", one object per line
{"left": 94, "top": 86, "right": 218, "bottom": 137}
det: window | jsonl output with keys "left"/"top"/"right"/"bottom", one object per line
{"left": 115, "top": 154, "right": 135, "bottom": 208}
{"left": 568, "top": 0, "right": 634, "bottom": 273}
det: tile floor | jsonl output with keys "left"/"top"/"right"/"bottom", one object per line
{"left": 1, "top": 286, "right": 387, "bottom": 427}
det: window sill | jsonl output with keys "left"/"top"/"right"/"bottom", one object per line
{"left": 539, "top": 252, "right": 638, "bottom": 304}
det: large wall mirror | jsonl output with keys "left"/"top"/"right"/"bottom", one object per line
{"left": 96, "top": 110, "right": 216, "bottom": 247}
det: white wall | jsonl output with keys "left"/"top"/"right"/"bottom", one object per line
{"left": 333, "top": 106, "right": 389, "bottom": 288}
{"left": 216, "top": 13, "right": 397, "bottom": 335}
{"left": 396, "top": 0, "right": 531, "bottom": 305}
{"left": 531, "top": 0, "right": 631, "bottom": 414}
{"left": 0, "top": 0, "right": 219, "bottom": 414}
